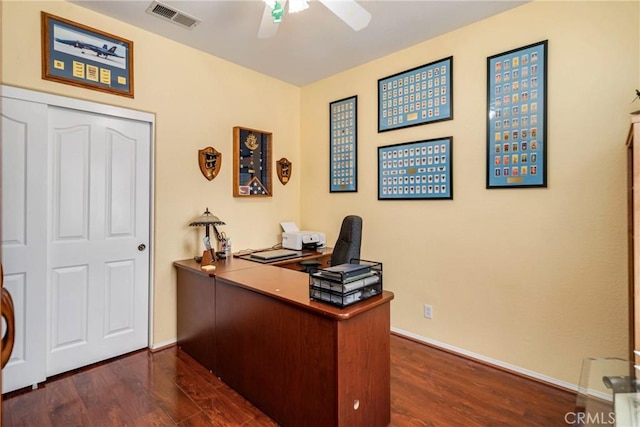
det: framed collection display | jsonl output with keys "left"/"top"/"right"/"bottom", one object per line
{"left": 330, "top": 96, "right": 357, "bottom": 192}
{"left": 486, "top": 40, "right": 547, "bottom": 188}
{"left": 378, "top": 56, "right": 453, "bottom": 132}
{"left": 378, "top": 137, "right": 453, "bottom": 200}
{"left": 233, "top": 126, "right": 272, "bottom": 197}
{"left": 41, "top": 12, "right": 134, "bottom": 98}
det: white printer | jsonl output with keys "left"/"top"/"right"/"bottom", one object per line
{"left": 280, "top": 222, "right": 326, "bottom": 251}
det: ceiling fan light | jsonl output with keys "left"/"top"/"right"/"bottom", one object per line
{"left": 288, "top": 0, "right": 309, "bottom": 14}
{"left": 271, "top": 1, "right": 284, "bottom": 22}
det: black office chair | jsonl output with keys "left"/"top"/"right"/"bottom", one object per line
{"left": 300, "top": 215, "right": 363, "bottom": 271}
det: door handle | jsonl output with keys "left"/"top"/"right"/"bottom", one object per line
{"left": 1, "top": 265, "right": 15, "bottom": 369}
{"left": 138, "top": 244, "right": 146, "bottom": 251}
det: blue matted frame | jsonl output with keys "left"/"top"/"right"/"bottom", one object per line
{"left": 41, "top": 12, "right": 134, "bottom": 98}
{"left": 378, "top": 137, "right": 453, "bottom": 200}
{"left": 330, "top": 95, "right": 358, "bottom": 193}
{"left": 486, "top": 40, "right": 547, "bottom": 188}
{"left": 378, "top": 57, "right": 453, "bottom": 132}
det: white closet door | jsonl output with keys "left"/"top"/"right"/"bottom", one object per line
{"left": 1, "top": 98, "right": 48, "bottom": 393}
{"left": 46, "top": 107, "right": 150, "bottom": 377}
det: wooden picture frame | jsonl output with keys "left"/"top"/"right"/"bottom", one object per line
{"left": 330, "top": 95, "right": 358, "bottom": 193}
{"left": 233, "top": 126, "right": 273, "bottom": 197}
{"left": 486, "top": 40, "right": 548, "bottom": 188}
{"left": 41, "top": 12, "right": 134, "bottom": 98}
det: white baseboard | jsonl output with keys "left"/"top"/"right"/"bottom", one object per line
{"left": 391, "top": 327, "right": 578, "bottom": 392}
{"left": 150, "top": 338, "right": 177, "bottom": 351}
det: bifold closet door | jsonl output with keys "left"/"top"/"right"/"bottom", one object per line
{"left": 46, "top": 107, "right": 151, "bottom": 377}
{"left": 1, "top": 97, "right": 48, "bottom": 393}
{"left": 2, "top": 96, "right": 151, "bottom": 393}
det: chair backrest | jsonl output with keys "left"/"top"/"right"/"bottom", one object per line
{"left": 331, "top": 215, "right": 362, "bottom": 266}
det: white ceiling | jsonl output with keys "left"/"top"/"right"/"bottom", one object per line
{"left": 70, "top": 0, "right": 527, "bottom": 87}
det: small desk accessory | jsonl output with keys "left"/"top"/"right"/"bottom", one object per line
{"left": 188, "top": 208, "right": 226, "bottom": 264}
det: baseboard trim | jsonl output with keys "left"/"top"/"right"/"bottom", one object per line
{"left": 391, "top": 327, "right": 578, "bottom": 393}
{"left": 150, "top": 338, "right": 177, "bottom": 352}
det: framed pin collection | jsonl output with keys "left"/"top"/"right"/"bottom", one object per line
{"left": 377, "top": 56, "right": 453, "bottom": 132}
{"left": 486, "top": 40, "right": 548, "bottom": 188}
{"left": 329, "top": 95, "right": 358, "bottom": 193}
{"left": 378, "top": 137, "right": 453, "bottom": 200}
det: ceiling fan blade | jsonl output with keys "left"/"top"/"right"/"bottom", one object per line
{"left": 258, "top": 0, "right": 288, "bottom": 39}
{"left": 318, "top": 0, "right": 371, "bottom": 31}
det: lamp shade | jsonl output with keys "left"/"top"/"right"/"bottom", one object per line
{"left": 189, "top": 208, "right": 225, "bottom": 227}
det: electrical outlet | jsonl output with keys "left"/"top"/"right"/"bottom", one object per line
{"left": 423, "top": 304, "right": 433, "bottom": 319}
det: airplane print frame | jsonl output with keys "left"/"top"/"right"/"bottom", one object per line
{"left": 41, "top": 12, "right": 134, "bottom": 98}
{"left": 378, "top": 137, "right": 453, "bottom": 200}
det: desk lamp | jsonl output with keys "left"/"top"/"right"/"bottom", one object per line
{"left": 189, "top": 208, "right": 225, "bottom": 265}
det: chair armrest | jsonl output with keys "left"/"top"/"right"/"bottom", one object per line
{"left": 299, "top": 260, "right": 322, "bottom": 273}
{"left": 299, "top": 260, "right": 322, "bottom": 267}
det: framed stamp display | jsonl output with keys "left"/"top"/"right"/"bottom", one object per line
{"left": 486, "top": 40, "right": 547, "bottom": 188}
{"left": 41, "top": 12, "right": 134, "bottom": 98}
{"left": 233, "top": 127, "right": 272, "bottom": 197}
{"left": 378, "top": 137, "right": 453, "bottom": 200}
{"left": 378, "top": 56, "right": 453, "bottom": 132}
{"left": 330, "top": 95, "right": 357, "bottom": 193}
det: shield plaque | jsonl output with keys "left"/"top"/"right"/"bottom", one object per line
{"left": 199, "top": 147, "right": 221, "bottom": 181}
{"left": 277, "top": 158, "right": 292, "bottom": 185}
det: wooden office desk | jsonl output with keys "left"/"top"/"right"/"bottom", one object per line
{"left": 174, "top": 256, "right": 393, "bottom": 427}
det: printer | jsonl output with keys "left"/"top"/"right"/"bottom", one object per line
{"left": 280, "top": 222, "right": 326, "bottom": 251}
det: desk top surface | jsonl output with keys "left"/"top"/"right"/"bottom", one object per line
{"left": 174, "top": 255, "right": 394, "bottom": 320}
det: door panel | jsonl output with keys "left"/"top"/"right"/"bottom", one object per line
{"left": 2, "top": 96, "right": 151, "bottom": 392}
{"left": 46, "top": 107, "right": 150, "bottom": 377}
{"left": 1, "top": 98, "right": 48, "bottom": 393}
{"left": 50, "top": 265, "right": 89, "bottom": 350}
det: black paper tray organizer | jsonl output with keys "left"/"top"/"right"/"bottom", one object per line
{"left": 309, "top": 259, "right": 383, "bottom": 308}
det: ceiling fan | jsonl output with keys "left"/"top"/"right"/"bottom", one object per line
{"left": 258, "top": 0, "right": 372, "bottom": 39}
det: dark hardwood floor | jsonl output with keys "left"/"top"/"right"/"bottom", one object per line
{"left": 2, "top": 334, "right": 576, "bottom": 426}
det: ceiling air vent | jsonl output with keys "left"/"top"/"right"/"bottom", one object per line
{"left": 146, "top": 1, "right": 201, "bottom": 29}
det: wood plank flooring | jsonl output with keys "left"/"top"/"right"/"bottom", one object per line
{"left": 2, "top": 334, "right": 576, "bottom": 426}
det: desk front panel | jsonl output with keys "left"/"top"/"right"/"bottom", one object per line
{"left": 176, "top": 267, "right": 216, "bottom": 371}
{"left": 175, "top": 258, "right": 393, "bottom": 426}
{"left": 216, "top": 279, "right": 337, "bottom": 427}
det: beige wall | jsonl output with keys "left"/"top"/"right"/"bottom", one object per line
{"left": 300, "top": 1, "right": 638, "bottom": 385}
{"left": 2, "top": 0, "right": 638, "bottom": 387}
{"left": 1, "top": 0, "right": 302, "bottom": 345}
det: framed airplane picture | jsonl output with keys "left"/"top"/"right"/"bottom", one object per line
{"left": 41, "top": 12, "right": 134, "bottom": 98}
